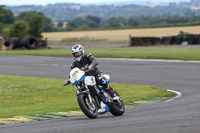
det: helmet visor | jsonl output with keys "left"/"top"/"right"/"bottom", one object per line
{"left": 73, "top": 52, "right": 82, "bottom": 58}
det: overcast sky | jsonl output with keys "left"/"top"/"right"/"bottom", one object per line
{"left": 1, "top": 0, "right": 191, "bottom": 6}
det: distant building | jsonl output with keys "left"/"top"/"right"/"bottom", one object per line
{"left": 70, "top": 5, "right": 81, "bottom": 10}
{"left": 53, "top": 21, "right": 68, "bottom": 28}
{"left": 169, "top": 2, "right": 177, "bottom": 7}
{"left": 141, "top": 3, "right": 168, "bottom": 8}
{"left": 191, "top": 0, "right": 200, "bottom": 2}
{"left": 190, "top": 0, "right": 200, "bottom": 9}
{"left": 62, "top": 22, "right": 68, "bottom": 28}
{"left": 191, "top": 0, "right": 200, "bottom": 6}
{"left": 53, "top": 22, "right": 58, "bottom": 27}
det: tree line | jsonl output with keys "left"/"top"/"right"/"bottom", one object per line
{"left": 65, "top": 15, "right": 200, "bottom": 31}
{"left": 1, "top": 6, "right": 200, "bottom": 37}
{"left": 0, "top": 7, "right": 54, "bottom": 39}
{"left": 7, "top": 3, "right": 200, "bottom": 21}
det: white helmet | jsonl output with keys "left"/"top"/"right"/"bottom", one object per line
{"left": 72, "top": 44, "right": 84, "bottom": 61}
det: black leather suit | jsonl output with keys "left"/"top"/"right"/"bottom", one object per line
{"left": 70, "top": 53, "right": 108, "bottom": 88}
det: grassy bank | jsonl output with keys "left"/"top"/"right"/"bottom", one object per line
{"left": 0, "top": 75, "right": 174, "bottom": 118}
{"left": 0, "top": 48, "right": 200, "bottom": 61}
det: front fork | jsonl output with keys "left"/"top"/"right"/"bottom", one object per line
{"left": 76, "top": 85, "right": 93, "bottom": 105}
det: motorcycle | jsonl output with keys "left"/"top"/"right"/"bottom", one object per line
{"left": 64, "top": 67, "right": 125, "bottom": 119}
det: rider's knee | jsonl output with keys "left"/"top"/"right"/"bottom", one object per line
{"left": 98, "top": 76, "right": 109, "bottom": 89}
{"left": 98, "top": 76, "right": 107, "bottom": 84}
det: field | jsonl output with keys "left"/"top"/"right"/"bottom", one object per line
{"left": 43, "top": 26, "right": 200, "bottom": 42}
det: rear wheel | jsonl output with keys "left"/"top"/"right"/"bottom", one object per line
{"left": 77, "top": 94, "right": 98, "bottom": 119}
{"left": 110, "top": 92, "right": 125, "bottom": 116}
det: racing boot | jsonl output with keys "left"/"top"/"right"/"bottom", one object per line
{"left": 101, "top": 78, "right": 117, "bottom": 98}
{"left": 108, "top": 87, "right": 117, "bottom": 98}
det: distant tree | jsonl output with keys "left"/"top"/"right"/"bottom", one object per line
{"left": 67, "top": 16, "right": 98, "bottom": 29}
{"left": 88, "top": 22, "right": 98, "bottom": 28}
{"left": 0, "top": 6, "right": 4, "bottom": 17}
{"left": 57, "top": 21, "right": 63, "bottom": 28}
{"left": 128, "top": 17, "right": 140, "bottom": 26}
{"left": 9, "top": 20, "right": 29, "bottom": 37}
{"left": 86, "top": 16, "right": 101, "bottom": 24}
{"left": 0, "top": 22, "right": 3, "bottom": 32}
{"left": 79, "top": 24, "right": 90, "bottom": 30}
{"left": 17, "top": 11, "right": 53, "bottom": 32}
{"left": 42, "top": 16, "right": 54, "bottom": 32}
{"left": 74, "top": 17, "right": 92, "bottom": 28}
{"left": 5, "top": 3, "right": 200, "bottom": 21}
{"left": 28, "top": 14, "right": 44, "bottom": 39}
{"left": 184, "top": 10, "right": 195, "bottom": 17}
{"left": 0, "top": 5, "right": 5, "bottom": 31}
{"left": 67, "top": 20, "right": 76, "bottom": 28}
{"left": 99, "top": 20, "right": 109, "bottom": 27}
{"left": 107, "top": 17, "right": 121, "bottom": 27}
{"left": 16, "top": 11, "right": 42, "bottom": 22}
{"left": 66, "top": 20, "right": 76, "bottom": 31}
{"left": 0, "top": 9, "right": 15, "bottom": 24}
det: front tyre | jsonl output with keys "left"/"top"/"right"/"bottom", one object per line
{"left": 110, "top": 92, "right": 125, "bottom": 116}
{"left": 77, "top": 94, "right": 98, "bottom": 119}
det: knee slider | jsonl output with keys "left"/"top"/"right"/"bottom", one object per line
{"left": 99, "top": 77, "right": 107, "bottom": 85}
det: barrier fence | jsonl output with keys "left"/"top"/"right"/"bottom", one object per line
{"left": 129, "top": 34, "right": 200, "bottom": 46}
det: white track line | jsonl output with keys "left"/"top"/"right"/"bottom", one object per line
{"left": 163, "top": 89, "right": 182, "bottom": 103}
{"left": 99, "top": 58, "right": 200, "bottom": 63}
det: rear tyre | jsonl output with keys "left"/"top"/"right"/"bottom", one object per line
{"left": 77, "top": 94, "right": 98, "bottom": 119}
{"left": 4, "top": 38, "right": 17, "bottom": 49}
{"left": 110, "top": 92, "right": 125, "bottom": 116}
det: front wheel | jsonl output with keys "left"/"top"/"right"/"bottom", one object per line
{"left": 110, "top": 92, "right": 125, "bottom": 116}
{"left": 77, "top": 94, "right": 98, "bottom": 119}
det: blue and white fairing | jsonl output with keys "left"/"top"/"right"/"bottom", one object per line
{"left": 69, "top": 68, "right": 85, "bottom": 86}
{"left": 98, "top": 101, "right": 110, "bottom": 114}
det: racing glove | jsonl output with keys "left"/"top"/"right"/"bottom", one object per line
{"left": 88, "top": 63, "right": 95, "bottom": 70}
{"left": 64, "top": 79, "right": 71, "bottom": 86}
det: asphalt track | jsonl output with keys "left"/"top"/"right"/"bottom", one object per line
{"left": 0, "top": 55, "right": 200, "bottom": 133}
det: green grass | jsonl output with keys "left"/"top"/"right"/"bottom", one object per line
{"left": 87, "top": 48, "right": 200, "bottom": 61}
{"left": 0, "top": 48, "right": 200, "bottom": 61}
{"left": 0, "top": 75, "right": 174, "bottom": 118}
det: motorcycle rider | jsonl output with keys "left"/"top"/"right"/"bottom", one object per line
{"left": 64, "top": 44, "right": 116, "bottom": 98}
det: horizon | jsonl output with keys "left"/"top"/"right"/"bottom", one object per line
{"left": 1, "top": 0, "right": 191, "bottom": 6}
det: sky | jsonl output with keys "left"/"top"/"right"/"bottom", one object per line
{"left": 1, "top": 0, "right": 191, "bottom": 6}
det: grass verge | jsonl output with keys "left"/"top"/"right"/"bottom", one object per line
{"left": 0, "top": 75, "right": 174, "bottom": 118}
{"left": 0, "top": 48, "right": 200, "bottom": 61}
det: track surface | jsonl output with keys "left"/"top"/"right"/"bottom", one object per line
{"left": 0, "top": 56, "right": 200, "bottom": 133}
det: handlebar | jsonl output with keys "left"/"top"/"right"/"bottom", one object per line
{"left": 84, "top": 69, "right": 90, "bottom": 72}
{"left": 63, "top": 65, "right": 94, "bottom": 87}
{"left": 81, "top": 66, "right": 94, "bottom": 72}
